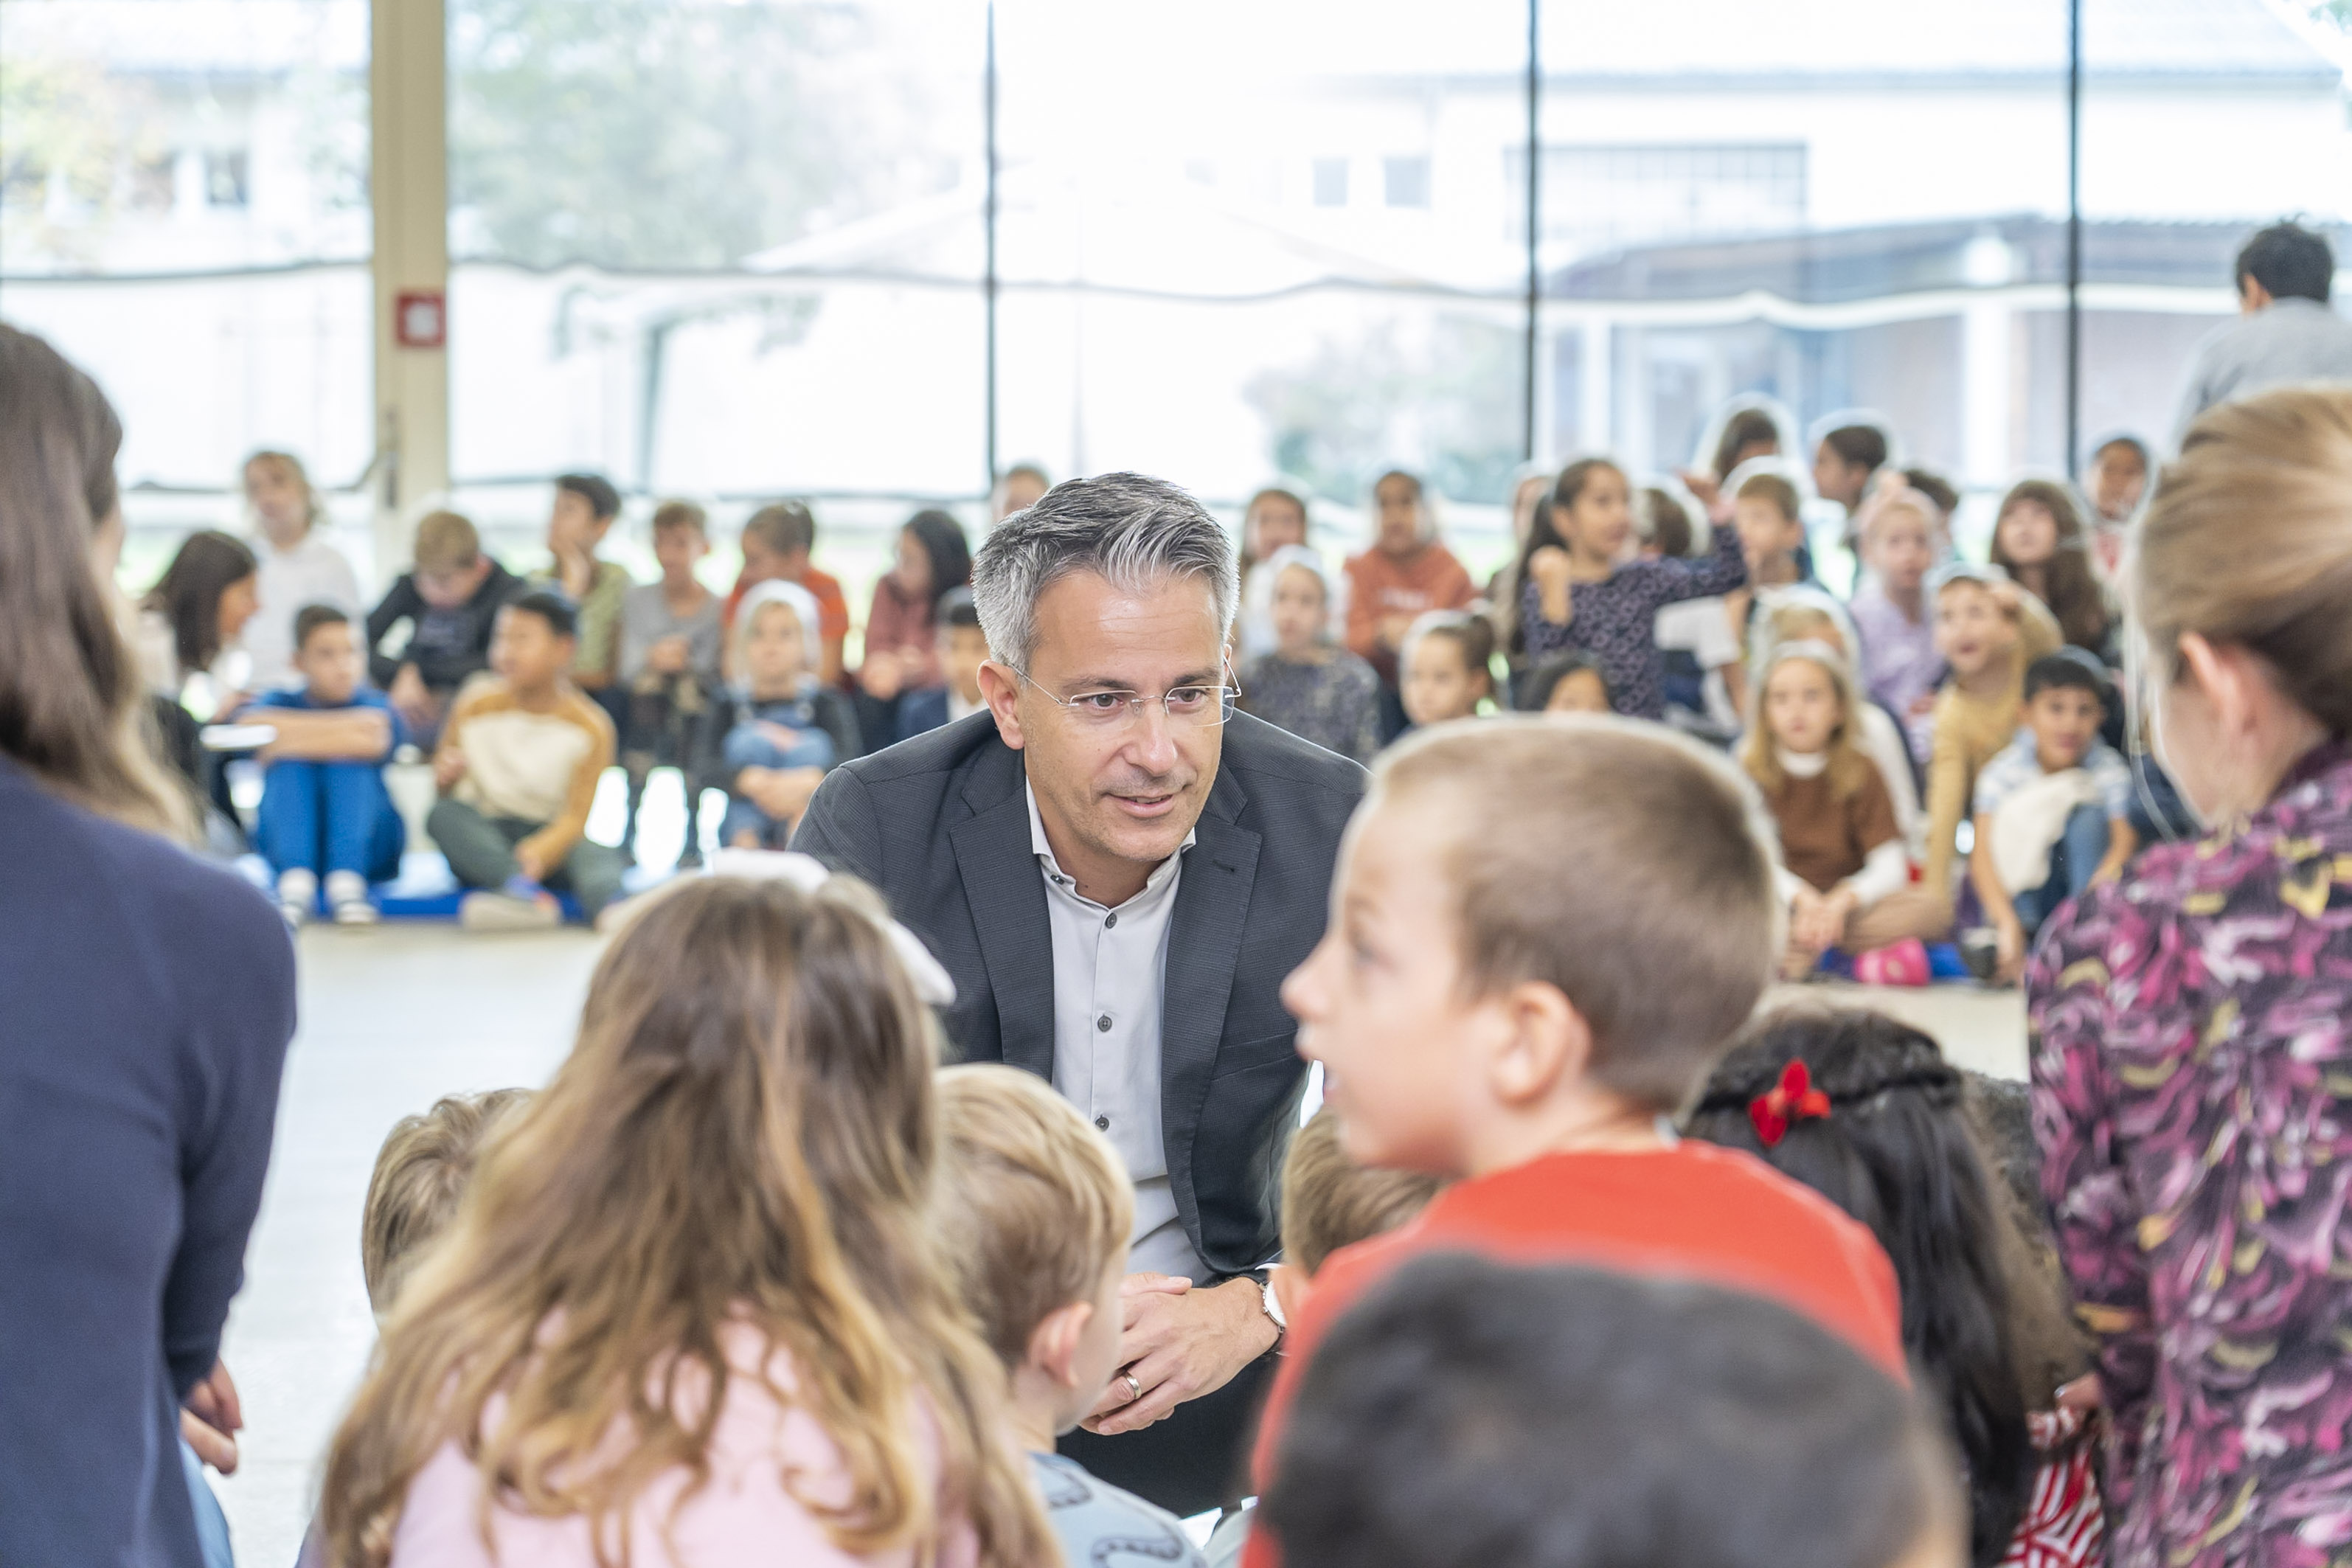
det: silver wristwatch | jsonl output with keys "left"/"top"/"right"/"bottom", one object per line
{"left": 1257, "top": 1271, "right": 1288, "bottom": 1339}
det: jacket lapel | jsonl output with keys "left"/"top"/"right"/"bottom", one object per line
{"left": 1160, "top": 768, "right": 1261, "bottom": 1216}
{"left": 949, "top": 746, "right": 1057, "bottom": 1080}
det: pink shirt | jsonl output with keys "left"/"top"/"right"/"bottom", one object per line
{"left": 389, "top": 1333, "right": 976, "bottom": 1568}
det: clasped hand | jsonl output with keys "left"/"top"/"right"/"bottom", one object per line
{"left": 1081, "top": 1272, "right": 1276, "bottom": 1437}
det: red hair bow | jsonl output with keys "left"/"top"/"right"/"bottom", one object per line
{"left": 1749, "top": 1059, "right": 1831, "bottom": 1148}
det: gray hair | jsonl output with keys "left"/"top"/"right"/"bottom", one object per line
{"left": 970, "top": 471, "right": 1237, "bottom": 670}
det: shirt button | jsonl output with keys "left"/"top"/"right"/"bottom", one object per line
{"left": 1106, "top": 912, "right": 1118, "bottom": 929}
{"left": 1095, "top": 1115, "right": 1110, "bottom": 1131}
{"left": 1097, "top": 1014, "right": 1113, "bottom": 1032}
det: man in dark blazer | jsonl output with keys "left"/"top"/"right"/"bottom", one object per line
{"left": 795, "top": 473, "right": 1364, "bottom": 1515}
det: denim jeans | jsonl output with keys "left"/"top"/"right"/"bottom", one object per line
{"left": 2013, "top": 802, "right": 2110, "bottom": 935}
{"left": 251, "top": 759, "right": 406, "bottom": 884}
{"left": 719, "top": 721, "right": 835, "bottom": 847}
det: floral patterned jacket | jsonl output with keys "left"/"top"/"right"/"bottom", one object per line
{"left": 2028, "top": 740, "right": 2352, "bottom": 1568}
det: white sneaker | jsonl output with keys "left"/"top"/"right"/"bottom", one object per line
{"left": 277, "top": 868, "right": 317, "bottom": 929}
{"left": 325, "top": 871, "right": 376, "bottom": 925}
{"left": 459, "top": 890, "right": 561, "bottom": 931}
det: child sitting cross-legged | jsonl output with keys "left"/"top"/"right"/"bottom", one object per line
{"left": 1686, "top": 1008, "right": 2101, "bottom": 1568}
{"left": 1744, "top": 641, "right": 1951, "bottom": 982}
{"left": 319, "top": 872, "right": 1054, "bottom": 1568}
{"left": 426, "top": 591, "right": 628, "bottom": 931}
{"left": 1968, "top": 652, "right": 2137, "bottom": 983}
{"left": 718, "top": 580, "right": 861, "bottom": 848}
{"left": 245, "top": 605, "right": 409, "bottom": 926}
{"left": 1243, "top": 717, "right": 1907, "bottom": 1568}
{"left": 1261, "top": 1255, "right": 1965, "bottom": 1568}
{"left": 932, "top": 1064, "right": 1210, "bottom": 1568}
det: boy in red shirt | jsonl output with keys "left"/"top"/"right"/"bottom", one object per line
{"left": 1243, "top": 717, "right": 1904, "bottom": 1568}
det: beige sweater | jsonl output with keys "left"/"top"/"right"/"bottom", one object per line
{"left": 437, "top": 676, "right": 614, "bottom": 865}
{"left": 1921, "top": 597, "right": 2061, "bottom": 898}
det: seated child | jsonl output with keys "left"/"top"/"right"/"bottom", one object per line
{"left": 724, "top": 500, "right": 848, "bottom": 685}
{"left": 718, "top": 580, "right": 861, "bottom": 848}
{"left": 1969, "top": 653, "right": 2137, "bottom": 983}
{"left": 1236, "top": 488, "right": 1315, "bottom": 661}
{"left": 931, "top": 1065, "right": 1209, "bottom": 1568}
{"left": 366, "top": 510, "right": 524, "bottom": 746}
{"left": 291, "top": 1088, "right": 534, "bottom": 1568}
{"left": 1513, "top": 650, "right": 1612, "bottom": 717}
{"left": 1730, "top": 469, "right": 1815, "bottom": 603}
{"left": 317, "top": 874, "right": 1054, "bottom": 1568}
{"left": 1921, "top": 565, "right": 2061, "bottom": 901}
{"left": 425, "top": 591, "right": 628, "bottom": 931}
{"left": 1206, "top": 1110, "right": 1440, "bottom": 1568}
{"left": 1244, "top": 718, "right": 1906, "bottom": 1568}
{"left": 895, "top": 589, "right": 988, "bottom": 738}
{"left": 1686, "top": 1008, "right": 2100, "bottom": 1567}
{"left": 1395, "top": 610, "right": 1495, "bottom": 735}
{"left": 1260, "top": 1255, "right": 1963, "bottom": 1568}
{"left": 1848, "top": 476, "right": 1949, "bottom": 766}
{"left": 1744, "top": 642, "right": 1950, "bottom": 979}
{"left": 533, "top": 473, "right": 633, "bottom": 720}
{"left": 1239, "top": 547, "right": 1383, "bottom": 765}
{"left": 245, "top": 605, "right": 408, "bottom": 926}
{"left": 1751, "top": 590, "right": 1926, "bottom": 861}
{"left": 617, "top": 500, "right": 723, "bottom": 866}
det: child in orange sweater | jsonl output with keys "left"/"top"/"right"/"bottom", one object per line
{"left": 1243, "top": 716, "right": 1905, "bottom": 1568}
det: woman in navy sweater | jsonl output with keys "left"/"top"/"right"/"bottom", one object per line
{"left": 0, "top": 325, "right": 296, "bottom": 1567}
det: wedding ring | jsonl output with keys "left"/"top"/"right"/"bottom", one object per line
{"left": 1120, "top": 1371, "right": 1143, "bottom": 1405}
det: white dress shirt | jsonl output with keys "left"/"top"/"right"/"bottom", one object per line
{"left": 1028, "top": 783, "right": 1206, "bottom": 1283}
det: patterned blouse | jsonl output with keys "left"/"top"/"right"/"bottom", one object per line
{"left": 1239, "top": 648, "right": 1383, "bottom": 766}
{"left": 1519, "top": 524, "right": 1747, "bottom": 720}
{"left": 2027, "top": 739, "right": 2352, "bottom": 1568}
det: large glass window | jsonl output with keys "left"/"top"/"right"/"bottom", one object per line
{"left": 1, "top": 0, "right": 372, "bottom": 580}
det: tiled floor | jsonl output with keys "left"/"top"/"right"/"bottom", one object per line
{"left": 207, "top": 918, "right": 2026, "bottom": 1565}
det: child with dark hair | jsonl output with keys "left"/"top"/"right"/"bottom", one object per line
{"left": 1245, "top": 719, "right": 1904, "bottom": 1568}
{"left": 895, "top": 588, "right": 988, "bottom": 738}
{"left": 1815, "top": 422, "right": 1890, "bottom": 513}
{"left": 1969, "top": 652, "right": 2137, "bottom": 982}
{"left": 855, "top": 508, "right": 973, "bottom": 749}
{"left": 535, "top": 474, "right": 633, "bottom": 710}
{"left": 426, "top": 591, "right": 627, "bottom": 930}
{"left": 244, "top": 605, "right": 408, "bottom": 926}
{"left": 1686, "top": 1008, "right": 2099, "bottom": 1568}
{"left": 1262, "top": 1254, "right": 1963, "bottom": 1568}
{"left": 1515, "top": 650, "right": 1611, "bottom": 716}
{"left": 139, "top": 530, "right": 261, "bottom": 704}
{"left": 1512, "top": 458, "right": 1746, "bottom": 721}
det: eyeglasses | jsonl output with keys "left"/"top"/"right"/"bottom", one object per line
{"left": 1015, "top": 668, "right": 1241, "bottom": 729}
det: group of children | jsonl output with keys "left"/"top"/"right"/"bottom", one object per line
{"left": 1233, "top": 412, "right": 2151, "bottom": 986}
{"left": 249, "top": 714, "right": 2110, "bottom": 1568}
{"left": 154, "top": 458, "right": 998, "bottom": 929}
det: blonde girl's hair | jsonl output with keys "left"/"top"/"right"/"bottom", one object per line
{"left": 320, "top": 875, "right": 1055, "bottom": 1568}
{"left": 0, "top": 325, "right": 190, "bottom": 839}
{"left": 243, "top": 448, "right": 323, "bottom": 533}
{"left": 1742, "top": 641, "right": 1875, "bottom": 801}
{"left": 2137, "top": 386, "right": 2352, "bottom": 738}
{"left": 359, "top": 1089, "right": 533, "bottom": 1317}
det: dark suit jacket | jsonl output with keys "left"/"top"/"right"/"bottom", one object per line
{"left": 793, "top": 711, "right": 1365, "bottom": 1277}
